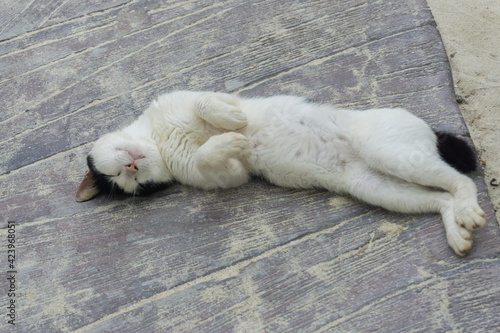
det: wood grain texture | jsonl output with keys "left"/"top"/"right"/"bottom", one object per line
{"left": 0, "top": 0, "right": 499, "bottom": 332}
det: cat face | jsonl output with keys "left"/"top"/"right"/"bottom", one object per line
{"left": 76, "top": 131, "right": 173, "bottom": 201}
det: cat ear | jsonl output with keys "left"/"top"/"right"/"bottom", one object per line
{"left": 75, "top": 170, "right": 100, "bottom": 202}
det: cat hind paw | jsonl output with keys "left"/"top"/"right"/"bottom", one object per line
{"left": 447, "top": 227, "right": 473, "bottom": 256}
{"left": 456, "top": 204, "right": 486, "bottom": 231}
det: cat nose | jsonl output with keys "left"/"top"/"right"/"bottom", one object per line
{"left": 125, "top": 162, "right": 138, "bottom": 174}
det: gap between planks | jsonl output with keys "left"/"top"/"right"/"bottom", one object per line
{"left": 316, "top": 255, "right": 500, "bottom": 331}
{"left": 0, "top": 0, "right": 136, "bottom": 44}
{"left": 1, "top": 21, "right": 435, "bottom": 154}
{"left": 233, "top": 21, "right": 436, "bottom": 94}
{"left": 0, "top": 0, "right": 235, "bottom": 125}
{"left": 0, "top": 141, "right": 91, "bottom": 180}
{"left": 73, "top": 209, "right": 379, "bottom": 332}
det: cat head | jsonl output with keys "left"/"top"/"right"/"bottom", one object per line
{"left": 76, "top": 131, "right": 173, "bottom": 201}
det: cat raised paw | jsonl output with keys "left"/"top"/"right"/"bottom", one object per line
{"left": 212, "top": 104, "right": 248, "bottom": 131}
{"left": 195, "top": 95, "right": 248, "bottom": 131}
{"left": 196, "top": 132, "right": 248, "bottom": 169}
{"left": 195, "top": 132, "right": 249, "bottom": 189}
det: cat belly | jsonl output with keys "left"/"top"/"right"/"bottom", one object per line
{"left": 250, "top": 137, "right": 352, "bottom": 189}
{"left": 242, "top": 103, "right": 354, "bottom": 189}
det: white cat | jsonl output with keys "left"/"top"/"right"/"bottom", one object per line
{"left": 76, "top": 91, "right": 486, "bottom": 256}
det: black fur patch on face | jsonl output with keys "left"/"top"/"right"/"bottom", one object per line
{"left": 136, "top": 181, "right": 171, "bottom": 196}
{"left": 87, "top": 155, "right": 170, "bottom": 198}
{"left": 87, "top": 155, "right": 124, "bottom": 196}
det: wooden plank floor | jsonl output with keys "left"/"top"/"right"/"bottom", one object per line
{"left": 1, "top": 0, "right": 499, "bottom": 331}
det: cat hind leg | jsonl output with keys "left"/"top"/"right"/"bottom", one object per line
{"left": 383, "top": 156, "right": 484, "bottom": 231}
{"left": 337, "top": 165, "right": 473, "bottom": 256}
{"left": 357, "top": 127, "right": 485, "bottom": 232}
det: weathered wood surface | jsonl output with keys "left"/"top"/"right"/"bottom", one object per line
{"left": 0, "top": 0, "right": 499, "bottom": 332}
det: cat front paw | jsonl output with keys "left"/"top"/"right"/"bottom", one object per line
{"left": 210, "top": 132, "right": 247, "bottom": 157}
{"left": 456, "top": 203, "right": 486, "bottom": 231}
{"left": 197, "top": 132, "right": 248, "bottom": 168}
{"left": 213, "top": 105, "right": 248, "bottom": 131}
{"left": 195, "top": 95, "right": 248, "bottom": 131}
{"left": 196, "top": 133, "right": 249, "bottom": 189}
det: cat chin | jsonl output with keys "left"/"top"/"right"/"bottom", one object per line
{"left": 113, "top": 175, "right": 140, "bottom": 194}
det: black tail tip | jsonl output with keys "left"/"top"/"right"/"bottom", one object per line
{"left": 435, "top": 131, "right": 478, "bottom": 173}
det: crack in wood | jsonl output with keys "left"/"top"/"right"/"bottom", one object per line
{"left": 235, "top": 22, "right": 438, "bottom": 94}
{"left": 0, "top": 0, "right": 38, "bottom": 38}
{"left": 0, "top": 21, "right": 117, "bottom": 64}
{"left": 0, "top": 0, "right": 134, "bottom": 43}
{"left": 73, "top": 210, "right": 377, "bottom": 332}
{"left": 0, "top": 3, "right": 235, "bottom": 129}
{"left": 318, "top": 276, "right": 439, "bottom": 331}
{"left": 36, "top": 0, "right": 74, "bottom": 30}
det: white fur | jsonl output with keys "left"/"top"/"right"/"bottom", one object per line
{"left": 89, "top": 91, "right": 486, "bottom": 255}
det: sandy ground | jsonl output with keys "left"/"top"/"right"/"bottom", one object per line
{"left": 427, "top": 0, "right": 500, "bottom": 225}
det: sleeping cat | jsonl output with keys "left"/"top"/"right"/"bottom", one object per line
{"left": 76, "top": 91, "right": 486, "bottom": 256}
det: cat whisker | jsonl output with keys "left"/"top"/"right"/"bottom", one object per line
{"left": 107, "top": 182, "right": 117, "bottom": 200}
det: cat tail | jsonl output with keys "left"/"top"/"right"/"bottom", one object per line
{"left": 434, "top": 131, "right": 478, "bottom": 173}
